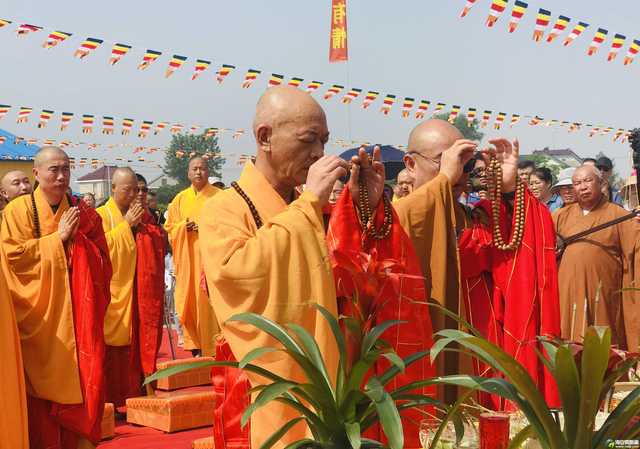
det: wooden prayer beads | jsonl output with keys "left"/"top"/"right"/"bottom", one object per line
{"left": 486, "top": 155, "right": 525, "bottom": 251}
{"left": 357, "top": 173, "right": 393, "bottom": 240}
{"left": 231, "top": 181, "right": 263, "bottom": 229}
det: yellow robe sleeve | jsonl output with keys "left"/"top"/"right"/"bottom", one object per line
{"left": 97, "top": 202, "right": 137, "bottom": 346}
{"left": 0, "top": 198, "right": 82, "bottom": 404}
{"left": 619, "top": 217, "right": 640, "bottom": 352}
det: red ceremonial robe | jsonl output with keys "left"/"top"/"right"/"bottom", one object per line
{"left": 326, "top": 188, "right": 436, "bottom": 448}
{"left": 106, "top": 211, "right": 165, "bottom": 406}
{"left": 32, "top": 198, "right": 112, "bottom": 448}
{"left": 459, "top": 189, "right": 561, "bottom": 409}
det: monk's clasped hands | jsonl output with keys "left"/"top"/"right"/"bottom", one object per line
{"left": 58, "top": 207, "right": 80, "bottom": 242}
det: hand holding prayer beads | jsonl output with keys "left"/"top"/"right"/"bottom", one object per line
{"left": 305, "top": 155, "right": 350, "bottom": 206}
{"left": 186, "top": 219, "right": 198, "bottom": 232}
{"left": 58, "top": 207, "right": 80, "bottom": 242}
{"left": 439, "top": 139, "right": 478, "bottom": 183}
{"left": 125, "top": 201, "right": 144, "bottom": 228}
{"left": 482, "top": 138, "right": 520, "bottom": 194}
{"left": 348, "top": 145, "right": 385, "bottom": 213}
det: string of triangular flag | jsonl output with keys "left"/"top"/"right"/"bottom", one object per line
{"left": 0, "top": 16, "right": 631, "bottom": 143}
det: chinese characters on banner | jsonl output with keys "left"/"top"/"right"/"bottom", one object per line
{"left": 329, "top": 0, "right": 348, "bottom": 62}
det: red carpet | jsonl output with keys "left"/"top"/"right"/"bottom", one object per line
{"left": 98, "top": 328, "right": 214, "bottom": 449}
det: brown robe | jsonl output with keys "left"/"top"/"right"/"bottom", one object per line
{"left": 553, "top": 199, "right": 640, "bottom": 351}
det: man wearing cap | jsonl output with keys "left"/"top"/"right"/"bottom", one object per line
{"left": 552, "top": 167, "right": 576, "bottom": 208}
{"left": 595, "top": 156, "right": 623, "bottom": 205}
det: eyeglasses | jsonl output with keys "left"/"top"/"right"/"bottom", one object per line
{"left": 408, "top": 152, "right": 441, "bottom": 170}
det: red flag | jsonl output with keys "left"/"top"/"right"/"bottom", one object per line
{"left": 329, "top": 0, "right": 348, "bottom": 62}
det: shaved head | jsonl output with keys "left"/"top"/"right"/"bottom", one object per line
{"left": 395, "top": 169, "right": 414, "bottom": 198}
{"left": 1, "top": 170, "right": 32, "bottom": 202}
{"left": 111, "top": 167, "right": 138, "bottom": 210}
{"left": 187, "top": 156, "right": 209, "bottom": 191}
{"left": 405, "top": 119, "right": 464, "bottom": 188}
{"left": 253, "top": 86, "right": 329, "bottom": 194}
{"left": 32, "top": 146, "right": 71, "bottom": 205}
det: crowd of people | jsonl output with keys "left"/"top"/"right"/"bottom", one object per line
{"left": 0, "top": 85, "right": 638, "bottom": 449}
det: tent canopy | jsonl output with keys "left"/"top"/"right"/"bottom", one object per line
{"left": 338, "top": 145, "right": 406, "bottom": 182}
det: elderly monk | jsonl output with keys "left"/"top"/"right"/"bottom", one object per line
{"left": 1, "top": 169, "right": 32, "bottom": 203}
{"left": 97, "top": 169, "right": 165, "bottom": 407}
{"left": 0, "top": 268, "right": 29, "bottom": 449}
{"left": 554, "top": 165, "right": 640, "bottom": 351}
{"left": 1, "top": 146, "right": 111, "bottom": 449}
{"left": 393, "top": 168, "right": 414, "bottom": 200}
{"left": 165, "top": 157, "right": 220, "bottom": 357}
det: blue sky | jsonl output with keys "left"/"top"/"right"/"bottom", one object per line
{"left": 2, "top": 0, "right": 639, "bottom": 185}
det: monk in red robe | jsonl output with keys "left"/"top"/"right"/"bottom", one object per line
{"left": 1, "top": 146, "right": 112, "bottom": 449}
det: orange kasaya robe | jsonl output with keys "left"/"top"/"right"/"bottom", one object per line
{"left": 1, "top": 188, "right": 112, "bottom": 449}
{"left": 326, "top": 187, "right": 436, "bottom": 449}
{"left": 0, "top": 267, "right": 29, "bottom": 449}
{"left": 200, "top": 162, "right": 339, "bottom": 449}
{"left": 165, "top": 184, "right": 220, "bottom": 356}
{"left": 97, "top": 199, "right": 165, "bottom": 407}
{"left": 457, "top": 189, "right": 561, "bottom": 409}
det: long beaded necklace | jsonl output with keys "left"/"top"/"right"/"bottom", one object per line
{"left": 486, "top": 156, "right": 526, "bottom": 251}
{"left": 30, "top": 192, "right": 74, "bottom": 239}
{"left": 231, "top": 181, "right": 263, "bottom": 229}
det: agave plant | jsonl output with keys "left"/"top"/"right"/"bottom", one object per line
{"left": 426, "top": 325, "right": 640, "bottom": 449}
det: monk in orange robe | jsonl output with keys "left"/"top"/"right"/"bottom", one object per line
{"left": 97, "top": 168, "right": 165, "bottom": 407}
{"left": 200, "top": 87, "right": 473, "bottom": 448}
{"left": 554, "top": 165, "right": 640, "bottom": 352}
{"left": 165, "top": 157, "right": 220, "bottom": 357}
{"left": 0, "top": 268, "right": 29, "bottom": 449}
{"left": 1, "top": 146, "right": 111, "bottom": 449}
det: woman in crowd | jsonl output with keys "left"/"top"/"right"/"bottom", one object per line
{"left": 529, "top": 167, "right": 563, "bottom": 212}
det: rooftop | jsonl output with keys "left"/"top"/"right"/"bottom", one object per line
{"left": 76, "top": 165, "right": 119, "bottom": 182}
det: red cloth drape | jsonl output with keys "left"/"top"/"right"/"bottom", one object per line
{"left": 38, "top": 199, "right": 112, "bottom": 448}
{"left": 326, "top": 188, "right": 436, "bottom": 448}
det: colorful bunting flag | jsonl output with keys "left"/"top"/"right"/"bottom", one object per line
{"left": 624, "top": 39, "right": 640, "bottom": 66}
{"left": 529, "top": 115, "right": 543, "bottom": 126}
{"left": 341, "top": 88, "right": 362, "bottom": 104}
{"left": 74, "top": 37, "right": 103, "bottom": 59}
{"left": 205, "top": 127, "right": 218, "bottom": 138}
{"left": 607, "top": 34, "right": 626, "bottom": 61}
{"left": 60, "top": 112, "right": 73, "bottom": 130}
{"left": 0, "top": 136, "right": 5, "bottom": 145}
{"left": 109, "top": 43, "right": 132, "bottom": 65}
{"left": 288, "top": 77, "right": 304, "bottom": 87}
{"left": 466, "top": 107, "right": 477, "bottom": 125}
{"left": 268, "top": 73, "right": 284, "bottom": 87}
{"left": 460, "top": 0, "right": 478, "bottom": 18}
{"left": 613, "top": 128, "right": 625, "bottom": 141}
{"left": 138, "top": 120, "right": 153, "bottom": 138}
{"left": 82, "top": 114, "right": 95, "bottom": 134}
{"left": 600, "top": 127, "right": 613, "bottom": 136}
{"left": 165, "top": 55, "right": 187, "bottom": 78}
{"left": 486, "top": 0, "right": 508, "bottom": 28}
{"left": 568, "top": 122, "right": 581, "bottom": 132}
{"left": 154, "top": 122, "right": 168, "bottom": 135}
{"left": 448, "top": 105, "right": 461, "bottom": 123}
{"left": 43, "top": 31, "right": 72, "bottom": 49}
{"left": 138, "top": 50, "right": 162, "bottom": 70}
{"left": 191, "top": 59, "right": 211, "bottom": 80}
{"left": 480, "top": 110, "right": 492, "bottom": 127}
{"left": 216, "top": 64, "right": 235, "bottom": 83}
{"left": 380, "top": 94, "right": 396, "bottom": 115}
{"left": 532, "top": 9, "right": 551, "bottom": 42}
{"left": 433, "top": 102, "right": 446, "bottom": 116}
{"left": 232, "top": 129, "right": 244, "bottom": 139}
{"left": 493, "top": 112, "right": 506, "bottom": 129}
{"left": 361, "top": 91, "right": 379, "bottom": 109}
{"left": 587, "top": 28, "right": 608, "bottom": 56}
{"left": 121, "top": 118, "right": 134, "bottom": 135}
{"left": 0, "top": 19, "right": 12, "bottom": 28}
{"left": 510, "top": 114, "right": 521, "bottom": 127}
{"left": 102, "top": 116, "right": 115, "bottom": 134}
{"left": 588, "top": 126, "right": 600, "bottom": 137}
{"left": 546, "top": 15, "right": 570, "bottom": 43}
{"left": 189, "top": 125, "right": 199, "bottom": 134}
{"left": 0, "top": 104, "right": 11, "bottom": 121}
{"left": 415, "top": 100, "right": 430, "bottom": 119}
{"left": 508, "top": 1, "right": 528, "bottom": 33}
{"left": 401, "top": 97, "right": 414, "bottom": 118}
{"left": 241, "top": 69, "right": 261, "bottom": 88}
{"left": 323, "top": 84, "right": 344, "bottom": 100}
{"left": 17, "top": 24, "right": 41, "bottom": 36}
{"left": 305, "top": 80, "right": 323, "bottom": 93}
{"left": 170, "top": 123, "right": 183, "bottom": 134}
{"left": 37, "top": 109, "right": 54, "bottom": 128}
{"left": 563, "top": 22, "right": 589, "bottom": 47}
{"left": 16, "top": 107, "right": 32, "bottom": 123}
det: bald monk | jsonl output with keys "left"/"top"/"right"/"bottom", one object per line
{"left": 97, "top": 169, "right": 165, "bottom": 407}
{"left": 1, "top": 146, "right": 111, "bottom": 449}
{"left": 1, "top": 169, "right": 32, "bottom": 202}
{"left": 393, "top": 168, "right": 414, "bottom": 200}
{"left": 200, "top": 87, "right": 472, "bottom": 447}
{"left": 554, "top": 165, "right": 640, "bottom": 351}
{"left": 165, "top": 157, "right": 220, "bottom": 357}
{"left": 0, "top": 268, "right": 29, "bottom": 449}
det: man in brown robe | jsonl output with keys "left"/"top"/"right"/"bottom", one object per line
{"left": 553, "top": 164, "right": 640, "bottom": 352}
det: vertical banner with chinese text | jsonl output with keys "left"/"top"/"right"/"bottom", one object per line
{"left": 329, "top": 0, "right": 348, "bottom": 62}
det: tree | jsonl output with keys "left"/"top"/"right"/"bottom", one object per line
{"left": 433, "top": 113, "right": 485, "bottom": 141}
{"left": 163, "top": 133, "right": 225, "bottom": 187}
{"left": 154, "top": 183, "right": 183, "bottom": 208}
